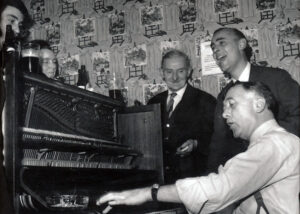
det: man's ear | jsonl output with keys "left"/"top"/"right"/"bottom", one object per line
{"left": 159, "top": 68, "right": 165, "bottom": 81}
{"left": 187, "top": 68, "right": 193, "bottom": 79}
{"left": 254, "top": 97, "right": 266, "bottom": 113}
{"left": 238, "top": 38, "right": 247, "bottom": 50}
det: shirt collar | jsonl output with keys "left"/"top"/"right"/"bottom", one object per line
{"left": 168, "top": 83, "right": 187, "bottom": 99}
{"left": 249, "top": 119, "right": 280, "bottom": 144}
{"left": 232, "top": 62, "right": 251, "bottom": 82}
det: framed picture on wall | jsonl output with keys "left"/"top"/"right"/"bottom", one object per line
{"left": 140, "top": 5, "right": 164, "bottom": 26}
{"left": 123, "top": 44, "right": 147, "bottom": 67}
{"left": 74, "top": 18, "right": 96, "bottom": 38}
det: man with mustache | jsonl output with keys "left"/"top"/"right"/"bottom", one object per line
{"left": 96, "top": 81, "right": 299, "bottom": 214}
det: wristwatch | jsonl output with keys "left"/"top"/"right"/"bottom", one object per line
{"left": 151, "top": 183, "right": 160, "bottom": 202}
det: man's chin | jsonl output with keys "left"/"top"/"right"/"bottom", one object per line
{"left": 167, "top": 84, "right": 186, "bottom": 91}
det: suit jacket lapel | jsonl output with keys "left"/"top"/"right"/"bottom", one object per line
{"left": 249, "top": 64, "right": 260, "bottom": 82}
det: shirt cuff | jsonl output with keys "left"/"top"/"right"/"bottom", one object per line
{"left": 175, "top": 177, "right": 208, "bottom": 213}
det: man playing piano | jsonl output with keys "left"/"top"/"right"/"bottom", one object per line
{"left": 96, "top": 81, "right": 299, "bottom": 214}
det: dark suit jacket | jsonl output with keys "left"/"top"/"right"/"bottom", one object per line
{"left": 207, "top": 64, "right": 300, "bottom": 173}
{"left": 148, "top": 84, "right": 216, "bottom": 183}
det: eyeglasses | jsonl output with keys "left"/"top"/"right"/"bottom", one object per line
{"left": 41, "top": 58, "right": 57, "bottom": 64}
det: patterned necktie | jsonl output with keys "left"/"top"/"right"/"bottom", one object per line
{"left": 166, "top": 92, "right": 177, "bottom": 117}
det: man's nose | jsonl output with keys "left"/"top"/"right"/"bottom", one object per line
{"left": 172, "top": 72, "right": 178, "bottom": 81}
{"left": 12, "top": 24, "right": 20, "bottom": 34}
{"left": 222, "top": 108, "right": 230, "bottom": 119}
{"left": 48, "top": 63, "right": 56, "bottom": 69}
{"left": 212, "top": 46, "right": 220, "bottom": 55}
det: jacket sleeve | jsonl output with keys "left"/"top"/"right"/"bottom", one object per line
{"left": 273, "top": 69, "right": 300, "bottom": 137}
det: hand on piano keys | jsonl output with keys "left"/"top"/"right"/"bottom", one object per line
{"left": 96, "top": 187, "right": 151, "bottom": 209}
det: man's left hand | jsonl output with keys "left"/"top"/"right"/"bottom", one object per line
{"left": 176, "top": 139, "right": 198, "bottom": 157}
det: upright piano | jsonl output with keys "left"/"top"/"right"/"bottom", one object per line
{"left": 2, "top": 50, "right": 186, "bottom": 214}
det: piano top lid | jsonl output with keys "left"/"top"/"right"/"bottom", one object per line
{"left": 22, "top": 72, "right": 125, "bottom": 108}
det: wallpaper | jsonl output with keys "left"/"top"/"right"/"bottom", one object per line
{"left": 25, "top": 0, "right": 300, "bottom": 105}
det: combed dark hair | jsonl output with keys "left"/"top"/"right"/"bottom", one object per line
{"left": 233, "top": 81, "right": 277, "bottom": 114}
{"left": 0, "top": 0, "right": 34, "bottom": 38}
{"left": 213, "top": 27, "right": 253, "bottom": 61}
{"left": 161, "top": 49, "right": 191, "bottom": 69}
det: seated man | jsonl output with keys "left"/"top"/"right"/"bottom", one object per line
{"left": 97, "top": 81, "right": 299, "bottom": 214}
{"left": 148, "top": 50, "right": 216, "bottom": 183}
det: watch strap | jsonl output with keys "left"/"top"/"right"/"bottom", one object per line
{"left": 151, "top": 184, "right": 160, "bottom": 202}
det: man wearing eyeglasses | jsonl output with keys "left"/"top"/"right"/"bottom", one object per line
{"left": 148, "top": 50, "right": 216, "bottom": 184}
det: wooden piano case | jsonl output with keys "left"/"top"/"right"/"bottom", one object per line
{"left": 1, "top": 50, "right": 186, "bottom": 214}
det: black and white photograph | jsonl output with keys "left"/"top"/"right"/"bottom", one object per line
{"left": 0, "top": 0, "right": 299, "bottom": 214}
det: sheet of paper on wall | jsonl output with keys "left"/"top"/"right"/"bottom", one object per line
{"left": 200, "top": 40, "right": 222, "bottom": 76}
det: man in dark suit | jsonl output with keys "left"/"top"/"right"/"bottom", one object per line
{"left": 148, "top": 50, "right": 216, "bottom": 184}
{"left": 208, "top": 27, "right": 300, "bottom": 173}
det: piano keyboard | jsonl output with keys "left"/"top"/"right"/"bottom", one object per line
{"left": 20, "top": 127, "right": 141, "bottom": 169}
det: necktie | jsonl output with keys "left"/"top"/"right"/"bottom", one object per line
{"left": 166, "top": 92, "right": 177, "bottom": 117}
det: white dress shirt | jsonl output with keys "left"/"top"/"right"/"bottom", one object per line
{"left": 167, "top": 84, "right": 187, "bottom": 112}
{"left": 175, "top": 119, "right": 300, "bottom": 214}
{"left": 229, "top": 62, "right": 251, "bottom": 83}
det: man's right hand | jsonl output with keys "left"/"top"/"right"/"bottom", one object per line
{"left": 96, "top": 187, "right": 152, "bottom": 207}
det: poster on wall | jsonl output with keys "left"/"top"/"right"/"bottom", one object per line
{"left": 200, "top": 41, "right": 222, "bottom": 76}
{"left": 30, "top": 0, "right": 45, "bottom": 21}
{"left": 92, "top": 51, "right": 110, "bottom": 88}
{"left": 123, "top": 44, "right": 147, "bottom": 67}
{"left": 58, "top": 0, "right": 78, "bottom": 4}
{"left": 160, "top": 40, "right": 182, "bottom": 56}
{"left": 140, "top": 5, "right": 164, "bottom": 26}
{"left": 242, "top": 27, "right": 259, "bottom": 62}
{"left": 143, "top": 83, "right": 167, "bottom": 104}
{"left": 74, "top": 18, "right": 96, "bottom": 38}
{"left": 195, "top": 34, "right": 212, "bottom": 58}
{"left": 59, "top": 54, "right": 80, "bottom": 85}
{"left": 177, "top": 0, "right": 196, "bottom": 24}
{"left": 256, "top": 0, "right": 275, "bottom": 11}
{"left": 214, "top": 0, "right": 238, "bottom": 13}
{"left": 46, "top": 22, "right": 61, "bottom": 46}
{"left": 275, "top": 19, "right": 300, "bottom": 46}
{"left": 108, "top": 10, "right": 125, "bottom": 36}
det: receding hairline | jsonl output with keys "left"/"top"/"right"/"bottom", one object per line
{"left": 161, "top": 50, "right": 191, "bottom": 69}
{"left": 213, "top": 28, "right": 242, "bottom": 40}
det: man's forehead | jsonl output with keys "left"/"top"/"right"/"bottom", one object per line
{"left": 2, "top": 6, "right": 24, "bottom": 21}
{"left": 163, "top": 56, "right": 186, "bottom": 67}
{"left": 213, "top": 29, "right": 237, "bottom": 40}
{"left": 225, "top": 85, "right": 247, "bottom": 100}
